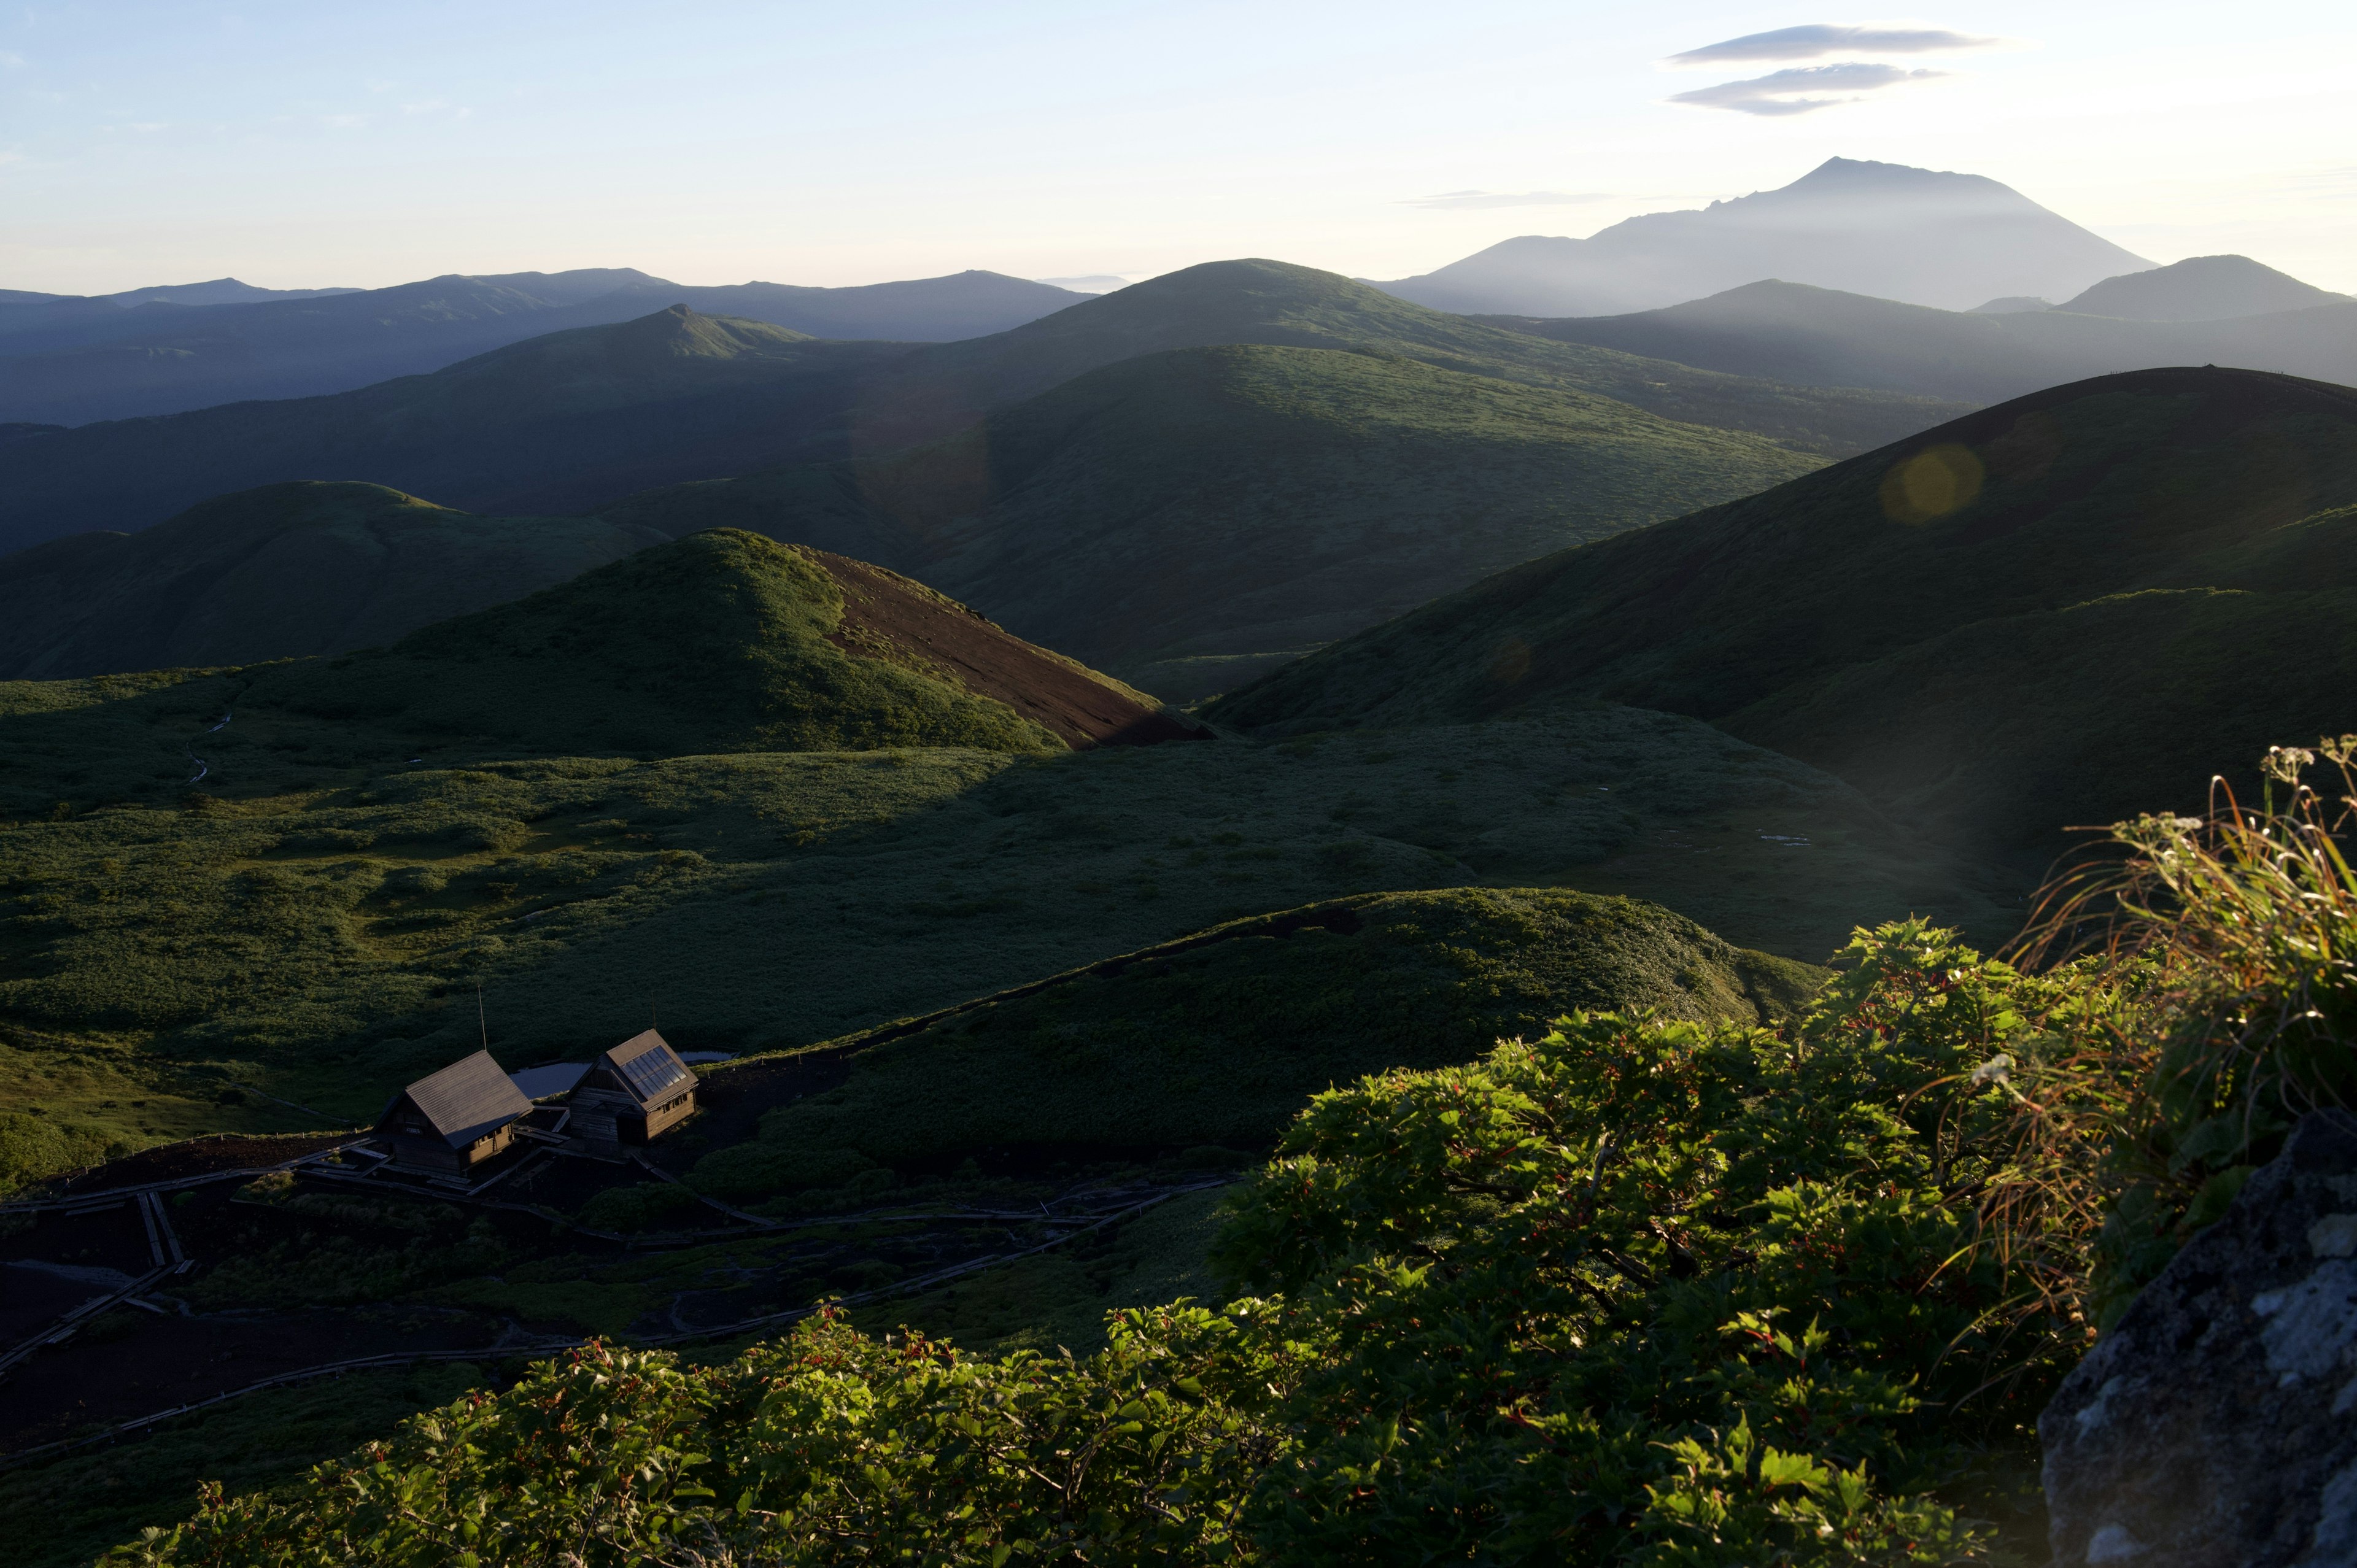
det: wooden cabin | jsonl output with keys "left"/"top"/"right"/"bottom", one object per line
{"left": 568, "top": 1029, "right": 697, "bottom": 1145}
{"left": 376, "top": 1050, "right": 534, "bottom": 1176}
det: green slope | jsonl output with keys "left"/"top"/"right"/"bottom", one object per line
{"left": 0, "top": 679, "right": 2000, "bottom": 1175}
{"left": 236, "top": 529, "right": 1075, "bottom": 760}
{"left": 605, "top": 342, "right": 1823, "bottom": 696}
{"left": 0, "top": 262, "right": 1963, "bottom": 558}
{"left": 1209, "top": 366, "right": 2357, "bottom": 856}
{"left": 862, "top": 258, "right": 1968, "bottom": 458}
{"left": 0, "top": 482, "right": 671, "bottom": 680}
{"left": 687, "top": 886, "right": 1824, "bottom": 1205}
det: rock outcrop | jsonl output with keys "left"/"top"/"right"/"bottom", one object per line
{"left": 2043, "top": 1110, "right": 2357, "bottom": 1566}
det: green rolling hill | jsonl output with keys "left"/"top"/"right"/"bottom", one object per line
{"left": 1208, "top": 366, "right": 2357, "bottom": 857}
{"left": 0, "top": 261, "right": 1967, "bottom": 558}
{"left": 201, "top": 528, "right": 1189, "bottom": 763}
{"left": 602, "top": 342, "right": 1823, "bottom": 697}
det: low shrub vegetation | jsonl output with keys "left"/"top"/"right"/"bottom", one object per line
{"left": 104, "top": 746, "right": 2357, "bottom": 1565}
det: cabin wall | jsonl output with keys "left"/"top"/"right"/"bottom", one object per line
{"left": 637, "top": 1091, "right": 697, "bottom": 1144}
{"left": 384, "top": 1133, "right": 464, "bottom": 1174}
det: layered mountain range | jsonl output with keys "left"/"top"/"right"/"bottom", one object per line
{"left": 0, "top": 267, "right": 1086, "bottom": 424}
{"left": 1480, "top": 255, "right": 2357, "bottom": 405}
{"left": 1376, "top": 157, "right": 2155, "bottom": 317}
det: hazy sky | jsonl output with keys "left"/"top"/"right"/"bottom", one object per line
{"left": 2, "top": 1, "right": 2352, "bottom": 295}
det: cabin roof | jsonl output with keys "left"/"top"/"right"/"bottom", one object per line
{"left": 597, "top": 1029, "right": 694, "bottom": 1108}
{"left": 381, "top": 1049, "right": 533, "bottom": 1148}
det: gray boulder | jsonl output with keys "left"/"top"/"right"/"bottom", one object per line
{"left": 2043, "top": 1110, "right": 2357, "bottom": 1565}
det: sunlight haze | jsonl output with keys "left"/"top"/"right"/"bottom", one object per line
{"left": 2, "top": 0, "right": 2351, "bottom": 293}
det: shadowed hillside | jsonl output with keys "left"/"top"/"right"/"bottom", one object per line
{"left": 0, "top": 262, "right": 1967, "bottom": 557}
{"left": 601, "top": 342, "right": 1824, "bottom": 697}
{"left": 0, "top": 483, "right": 670, "bottom": 679}
{"left": 1209, "top": 366, "right": 2357, "bottom": 855}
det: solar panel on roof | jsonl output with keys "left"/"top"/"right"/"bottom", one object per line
{"left": 617, "top": 1049, "right": 689, "bottom": 1101}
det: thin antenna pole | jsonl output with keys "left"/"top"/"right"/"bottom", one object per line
{"left": 478, "top": 983, "right": 489, "bottom": 1051}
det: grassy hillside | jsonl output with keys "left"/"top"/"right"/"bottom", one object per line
{"left": 864, "top": 259, "right": 1968, "bottom": 459}
{"left": 0, "top": 262, "right": 1964, "bottom": 556}
{"left": 687, "top": 887, "right": 1823, "bottom": 1205}
{"left": 0, "top": 483, "right": 671, "bottom": 680}
{"left": 1485, "top": 278, "right": 2357, "bottom": 404}
{"left": 0, "top": 660, "right": 2001, "bottom": 1178}
{"left": 603, "top": 343, "right": 1822, "bottom": 696}
{"left": 1210, "top": 366, "right": 2357, "bottom": 856}
{"left": 231, "top": 529, "right": 1085, "bottom": 760}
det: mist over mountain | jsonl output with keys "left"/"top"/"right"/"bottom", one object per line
{"left": 1377, "top": 158, "right": 2153, "bottom": 317}
{"left": 1482, "top": 274, "right": 2357, "bottom": 405}
{"left": 2056, "top": 254, "right": 2351, "bottom": 320}
{"left": 0, "top": 268, "right": 1088, "bottom": 424}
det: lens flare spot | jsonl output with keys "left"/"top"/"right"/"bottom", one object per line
{"left": 1880, "top": 444, "right": 1985, "bottom": 523}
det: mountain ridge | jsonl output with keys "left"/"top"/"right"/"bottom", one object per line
{"left": 0, "top": 268, "right": 1088, "bottom": 424}
{"left": 1478, "top": 276, "right": 2357, "bottom": 404}
{"left": 0, "top": 264, "right": 1967, "bottom": 558}
{"left": 1207, "top": 365, "right": 2357, "bottom": 854}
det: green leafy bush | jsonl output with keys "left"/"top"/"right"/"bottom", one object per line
{"left": 0, "top": 1108, "right": 123, "bottom": 1196}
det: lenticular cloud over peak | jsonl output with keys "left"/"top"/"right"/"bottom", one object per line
{"left": 1669, "top": 61, "right": 1948, "bottom": 117}
{"left": 1665, "top": 23, "right": 1999, "bottom": 66}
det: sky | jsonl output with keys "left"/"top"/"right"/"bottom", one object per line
{"left": 1, "top": 1, "right": 2353, "bottom": 296}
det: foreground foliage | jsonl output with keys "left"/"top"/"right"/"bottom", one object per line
{"left": 118, "top": 921, "right": 2110, "bottom": 1565}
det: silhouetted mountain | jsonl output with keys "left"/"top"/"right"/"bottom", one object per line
{"left": 1482, "top": 279, "right": 2357, "bottom": 404}
{"left": 2057, "top": 255, "right": 2351, "bottom": 320}
{"left": 0, "top": 277, "right": 358, "bottom": 317}
{"left": 0, "top": 268, "right": 1088, "bottom": 423}
{"left": 1210, "top": 367, "right": 2357, "bottom": 857}
{"left": 1376, "top": 158, "right": 2153, "bottom": 316}
{"left": 0, "top": 264, "right": 1967, "bottom": 556}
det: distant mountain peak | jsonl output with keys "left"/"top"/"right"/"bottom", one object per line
{"left": 1376, "top": 158, "right": 2150, "bottom": 316}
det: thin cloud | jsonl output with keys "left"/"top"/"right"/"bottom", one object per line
{"left": 1401, "top": 190, "right": 1612, "bottom": 210}
{"left": 1666, "top": 24, "right": 1996, "bottom": 66}
{"left": 1670, "top": 61, "right": 1945, "bottom": 116}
